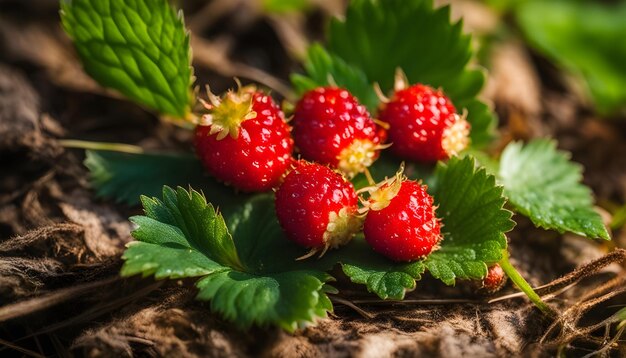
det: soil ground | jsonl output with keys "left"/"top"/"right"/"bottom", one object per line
{"left": 1, "top": 1, "right": 625, "bottom": 357}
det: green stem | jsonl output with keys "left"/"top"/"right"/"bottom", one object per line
{"left": 59, "top": 139, "right": 144, "bottom": 154}
{"left": 499, "top": 250, "right": 553, "bottom": 315}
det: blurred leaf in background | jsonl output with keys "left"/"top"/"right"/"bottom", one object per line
{"left": 494, "top": 0, "right": 626, "bottom": 116}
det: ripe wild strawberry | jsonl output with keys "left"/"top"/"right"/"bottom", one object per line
{"left": 275, "top": 161, "right": 361, "bottom": 258}
{"left": 378, "top": 70, "right": 470, "bottom": 162}
{"left": 362, "top": 169, "right": 441, "bottom": 261}
{"left": 292, "top": 87, "right": 387, "bottom": 177}
{"left": 194, "top": 84, "right": 294, "bottom": 192}
{"left": 480, "top": 264, "right": 507, "bottom": 294}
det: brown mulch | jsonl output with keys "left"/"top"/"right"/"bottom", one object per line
{"left": 1, "top": 1, "right": 625, "bottom": 357}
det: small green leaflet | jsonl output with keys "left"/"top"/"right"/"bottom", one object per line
{"left": 123, "top": 187, "right": 243, "bottom": 273}
{"left": 340, "top": 237, "right": 426, "bottom": 300}
{"left": 499, "top": 140, "right": 610, "bottom": 240}
{"left": 61, "top": 0, "right": 193, "bottom": 117}
{"left": 516, "top": 1, "right": 626, "bottom": 116}
{"left": 122, "top": 188, "right": 334, "bottom": 331}
{"left": 293, "top": 0, "right": 496, "bottom": 147}
{"left": 425, "top": 156, "right": 514, "bottom": 285}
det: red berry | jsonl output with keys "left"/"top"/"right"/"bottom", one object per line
{"left": 481, "top": 264, "right": 507, "bottom": 293}
{"left": 275, "top": 161, "right": 361, "bottom": 257}
{"left": 293, "top": 87, "right": 386, "bottom": 177}
{"left": 194, "top": 85, "right": 294, "bottom": 192}
{"left": 363, "top": 171, "right": 441, "bottom": 261}
{"left": 378, "top": 72, "right": 470, "bottom": 162}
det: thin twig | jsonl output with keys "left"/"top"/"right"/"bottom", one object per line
{"left": 23, "top": 281, "right": 163, "bottom": 338}
{"left": 541, "top": 285, "right": 626, "bottom": 345}
{"left": 490, "top": 250, "right": 626, "bottom": 308}
{"left": 536, "top": 249, "right": 626, "bottom": 296}
{"left": 0, "top": 337, "right": 45, "bottom": 358}
{"left": 330, "top": 296, "right": 374, "bottom": 319}
{"left": 0, "top": 276, "right": 119, "bottom": 322}
{"left": 59, "top": 139, "right": 144, "bottom": 154}
{"left": 351, "top": 298, "right": 480, "bottom": 305}
{"left": 488, "top": 282, "right": 577, "bottom": 304}
{"left": 580, "top": 327, "right": 625, "bottom": 358}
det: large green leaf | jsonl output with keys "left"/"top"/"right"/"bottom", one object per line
{"left": 499, "top": 140, "right": 610, "bottom": 240}
{"left": 61, "top": 0, "right": 193, "bottom": 117}
{"left": 425, "top": 156, "right": 515, "bottom": 285}
{"left": 121, "top": 187, "right": 334, "bottom": 331}
{"left": 516, "top": 1, "right": 626, "bottom": 115}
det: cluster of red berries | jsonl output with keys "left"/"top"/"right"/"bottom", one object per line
{"left": 193, "top": 73, "right": 470, "bottom": 262}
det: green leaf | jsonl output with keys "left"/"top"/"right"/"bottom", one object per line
{"left": 324, "top": 0, "right": 495, "bottom": 146}
{"left": 340, "top": 237, "right": 426, "bottom": 300}
{"left": 425, "top": 156, "right": 515, "bottom": 285}
{"left": 84, "top": 150, "right": 249, "bottom": 215}
{"left": 121, "top": 187, "right": 334, "bottom": 331}
{"left": 291, "top": 44, "right": 379, "bottom": 112}
{"left": 128, "top": 186, "right": 244, "bottom": 270}
{"left": 121, "top": 239, "right": 227, "bottom": 280}
{"left": 499, "top": 140, "right": 610, "bottom": 240}
{"left": 516, "top": 1, "right": 626, "bottom": 115}
{"left": 196, "top": 270, "right": 331, "bottom": 331}
{"left": 61, "top": 0, "right": 193, "bottom": 117}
